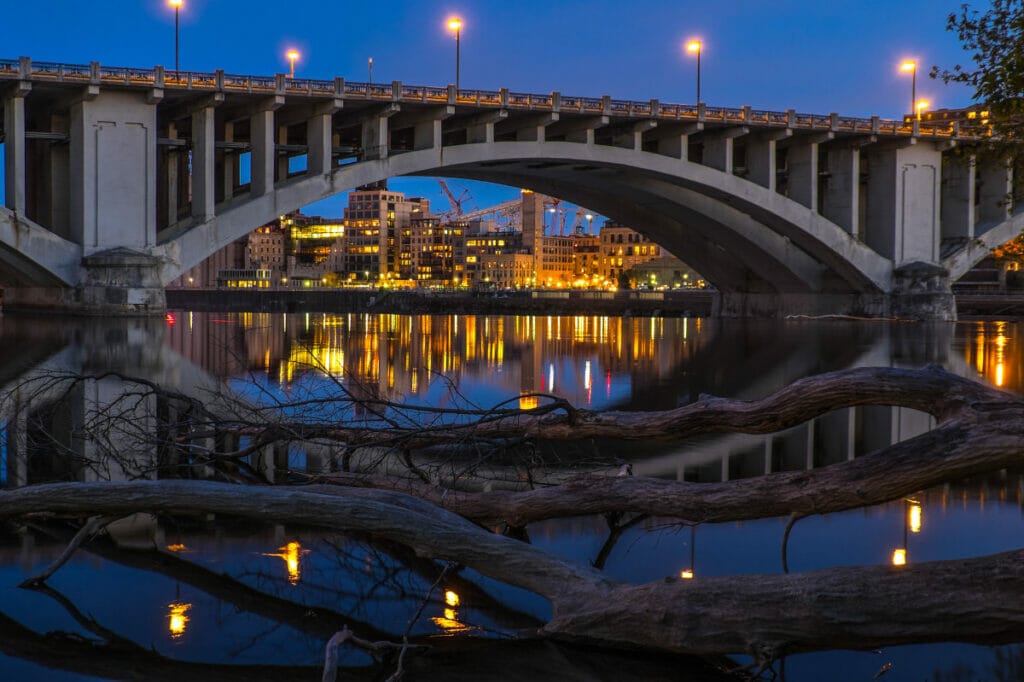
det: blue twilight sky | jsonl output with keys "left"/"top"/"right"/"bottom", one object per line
{"left": 2, "top": 0, "right": 980, "bottom": 217}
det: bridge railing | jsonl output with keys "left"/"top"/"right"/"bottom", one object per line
{"left": 0, "top": 56, "right": 972, "bottom": 140}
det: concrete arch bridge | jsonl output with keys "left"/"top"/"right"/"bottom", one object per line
{"left": 0, "top": 57, "right": 1019, "bottom": 318}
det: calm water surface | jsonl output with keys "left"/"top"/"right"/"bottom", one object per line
{"left": 0, "top": 312, "right": 1021, "bottom": 681}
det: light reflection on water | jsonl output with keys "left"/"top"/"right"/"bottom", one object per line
{"left": 0, "top": 312, "right": 1021, "bottom": 680}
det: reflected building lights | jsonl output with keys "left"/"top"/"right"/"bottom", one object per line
{"left": 263, "top": 541, "right": 307, "bottom": 585}
{"left": 909, "top": 503, "right": 922, "bottom": 534}
{"left": 168, "top": 602, "right": 192, "bottom": 638}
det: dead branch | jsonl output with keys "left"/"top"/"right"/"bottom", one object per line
{"left": 2, "top": 480, "right": 1023, "bottom": 657}
{"left": 18, "top": 515, "right": 120, "bottom": 587}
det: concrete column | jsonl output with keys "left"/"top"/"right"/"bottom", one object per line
{"left": 218, "top": 120, "right": 236, "bottom": 202}
{"left": 467, "top": 122, "right": 495, "bottom": 144}
{"left": 823, "top": 146, "right": 860, "bottom": 236}
{"left": 48, "top": 114, "right": 70, "bottom": 238}
{"left": 612, "top": 129, "right": 642, "bottom": 151}
{"left": 362, "top": 115, "right": 389, "bottom": 160}
{"left": 941, "top": 153, "right": 975, "bottom": 240}
{"left": 191, "top": 106, "right": 216, "bottom": 221}
{"left": 251, "top": 109, "right": 276, "bottom": 196}
{"left": 69, "top": 91, "right": 158, "bottom": 252}
{"left": 746, "top": 137, "right": 776, "bottom": 191}
{"left": 787, "top": 141, "right": 819, "bottom": 211}
{"left": 276, "top": 125, "right": 290, "bottom": 182}
{"left": 165, "top": 123, "right": 180, "bottom": 227}
{"left": 516, "top": 124, "right": 545, "bottom": 142}
{"left": 656, "top": 134, "right": 688, "bottom": 160}
{"left": 3, "top": 90, "right": 28, "bottom": 213}
{"left": 763, "top": 437, "right": 773, "bottom": 475}
{"left": 703, "top": 136, "right": 733, "bottom": 174}
{"left": 865, "top": 143, "right": 942, "bottom": 263}
{"left": 977, "top": 162, "right": 1013, "bottom": 230}
{"left": 566, "top": 127, "right": 596, "bottom": 145}
{"left": 414, "top": 119, "right": 443, "bottom": 149}
{"left": 307, "top": 113, "right": 333, "bottom": 175}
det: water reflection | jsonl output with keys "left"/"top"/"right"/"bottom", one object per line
{"left": 0, "top": 313, "right": 1022, "bottom": 680}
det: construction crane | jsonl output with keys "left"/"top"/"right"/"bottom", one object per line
{"left": 544, "top": 198, "right": 564, "bottom": 235}
{"left": 570, "top": 207, "right": 585, "bottom": 234}
{"left": 437, "top": 179, "right": 472, "bottom": 220}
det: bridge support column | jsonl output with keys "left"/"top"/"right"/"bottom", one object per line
{"left": 822, "top": 146, "right": 860, "bottom": 236}
{"left": 941, "top": 153, "right": 975, "bottom": 240}
{"left": 3, "top": 83, "right": 30, "bottom": 214}
{"left": 977, "top": 162, "right": 1013, "bottom": 233}
{"left": 787, "top": 141, "right": 820, "bottom": 210}
{"left": 307, "top": 113, "right": 333, "bottom": 174}
{"left": 191, "top": 106, "right": 216, "bottom": 221}
{"left": 746, "top": 137, "right": 777, "bottom": 191}
{"left": 217, "top": 121, "right": 237, "bottom": 202}
{"left": 251, "top": 108, "right": 277, "bottom": 196}
{"left": 3, "top": 248, "right": 166, "bottom": 315}
{"left": 865, "top": 143, "right": 941, "bottom": 263}
{"left": 362, "top": 113, "right": 391, "bottom": 160}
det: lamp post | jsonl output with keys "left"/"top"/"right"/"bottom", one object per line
{"left": 286, "top": 49, "right": 300, "bottom": 79}
{"left": 368, "top": 57, "right": 373, "bottom": 84}
{"left": 916, "top": 100, "right": 930, "bottom": 122}
{"left": 168, "top": 0, "right": 183, "bottom": 77}
{"left": 447, "top": 17, "right": 463, "bottom": 90}
{"left": 900, "top": 60, "right": 917, "bottom": 118}
{"left": 686, "top": 39, "right": 702, "bottom": 103}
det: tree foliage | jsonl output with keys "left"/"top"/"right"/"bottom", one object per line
{"left": 932, "top": 0, "right": 1024, "bottom": 139}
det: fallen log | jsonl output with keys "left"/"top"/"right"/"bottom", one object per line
{"left": 2, "top": 480, "right": 1023, "bottom": 658}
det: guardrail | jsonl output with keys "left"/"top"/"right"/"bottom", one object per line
{"left": 0, "top": 56, "right": 983, "bottom": 140}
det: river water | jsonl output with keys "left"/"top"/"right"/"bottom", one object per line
{"left": 0, "top": 311, "right": 1021, "bottom": 681}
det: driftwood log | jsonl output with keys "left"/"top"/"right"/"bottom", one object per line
{"left": 1, "top": 366, "right": 1023, "bottom": 661}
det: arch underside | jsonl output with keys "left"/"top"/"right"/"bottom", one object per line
{"left": 0, "top": 208, "right": 79, "bottom": 287}
{"left": 944, "top": 210, "right": 1024, "bottom": 282}
{"left": 163, "top": 143, "right": 893, "bottom": 294}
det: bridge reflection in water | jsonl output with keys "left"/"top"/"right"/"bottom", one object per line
{"left": 0, "top": 312, "right": 1021, "bottom": 680}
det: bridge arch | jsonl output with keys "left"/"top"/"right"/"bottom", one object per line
{"left": 944, "top": 211, "right": 1024, "bottom": 283}
{"left": 159, "top": 142, "right": 892, "bottom": 294}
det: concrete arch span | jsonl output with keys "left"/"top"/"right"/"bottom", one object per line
{"left": 0, "top": 208, "right": 80, "bottom": 287}
{"left": 944, "top": 209, "right": 1024, "bottom": 282}
{"left": 160, "top": 142, "right": 893, "bottom": 296}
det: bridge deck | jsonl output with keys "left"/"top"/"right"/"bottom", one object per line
{"left": 0, "top": 57, "right": 979, "bottom": 141}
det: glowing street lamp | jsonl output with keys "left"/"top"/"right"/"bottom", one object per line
{"left": 900, "top": 60, "right": 917, "bottom": 118}
{"left": 447, "top": 17, "right": 463, "bottom": 90}
{"left": 891, "top": 548, "right": 907, "bottom": 566}
{"left": 286, "top": 49, "right": 300, "bottom": 79}
{"left": 685, "top": 39, "right": 702, "bottom": 103}
{"left": 916, "top": 100, "right": 930, "bottom": 122}
{"left": 168, "top": 0, "right": 183, "bottom": 77}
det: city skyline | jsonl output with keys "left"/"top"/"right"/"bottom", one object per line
{"left": 2, "top": 1, "right": 979, "bottom": 215}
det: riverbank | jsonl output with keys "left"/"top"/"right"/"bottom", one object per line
{"left": 167, "top": 288, "right": 715, "bottom": 317}
{"left": 956, "top": 293, "right": 1024, "bottom": 318}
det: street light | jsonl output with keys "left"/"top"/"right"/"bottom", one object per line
{"left": 168, "top": 0, "right": 183, "bottom": 77}
{"left": 916, "top": 100, "right": 930, "bottom": 122}
{"left": 286, "top": 49, "right": 300, "bottom": 79}
{"left": 368, "top": 56, "right": 373, "bottom": 84}
{"left": 447, "top": 17, "right": 463, "bottom": 90}
{"left": 686, "top": 39, "right": 702, "bottom": 104}
{"left": 900, "top": 60, "right": 917, "bottom": 119}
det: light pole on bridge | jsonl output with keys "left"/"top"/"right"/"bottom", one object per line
{"left": 286, "top": 49, "right": 300, "bottom": 79}
{"left": 900, "top": 60, "right": 917, "bottom": 119}
{"left": 686, "top": 39, "right": 702, "bottom": 104}
{"left": 168, "top": 0, "right": 182, "bottom": 77}
{"left": 448, "top": 17, "right": 463, "bottom": 90}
